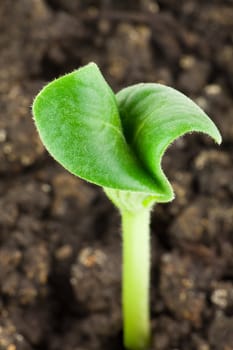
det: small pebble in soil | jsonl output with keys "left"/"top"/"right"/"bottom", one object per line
{"left": 0, "top": 129, "right": 7, "bottom": 142}
{"left": 211, "top": 282, "right": 233, "bottom": 310}
{"left": 204, "top": 84, "right": 222, "bottom": 95}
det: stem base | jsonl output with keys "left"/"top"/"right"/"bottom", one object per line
{"left": 121, "top": 209, "right": 151, "bottom": 350}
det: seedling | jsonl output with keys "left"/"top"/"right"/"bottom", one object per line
{"left": 32, "top": 63, "right": 221, "bottom": 350}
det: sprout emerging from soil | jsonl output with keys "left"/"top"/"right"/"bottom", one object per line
{"left": 32, "top": 63, "right": 221, "bottom": 350}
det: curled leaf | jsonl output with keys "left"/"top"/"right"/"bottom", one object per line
{"left": 116, "top": 83, "right": 221, "bottom": 202}
{"left": 33, "top": 63, "right": 221, "bottom": 203}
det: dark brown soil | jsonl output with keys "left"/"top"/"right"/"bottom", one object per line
{"left": 0, "top": 1, "right": 233, "bottom": 349}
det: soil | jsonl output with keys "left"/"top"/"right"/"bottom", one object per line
{"left": 0, "top": 0, "right": 233, "bottom": 349}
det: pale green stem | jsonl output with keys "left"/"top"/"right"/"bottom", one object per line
{"left": 121, "top": 208, "right": 151, "bottom": 350}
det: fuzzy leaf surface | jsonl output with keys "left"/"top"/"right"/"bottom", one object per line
{"left": 33, "top": 63, "right": 164, "bottom": 196}
{"left": 33, "top": 63, "right": 221, "bottom": 203}
{"left": 116, "top": 83, "right": 222, "bottom": 201}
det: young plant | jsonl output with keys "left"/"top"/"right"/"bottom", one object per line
{"left": 32, "top": 63, "right": 221, "bottom": 350}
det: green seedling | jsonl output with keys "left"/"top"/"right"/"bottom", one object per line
{"left": 32, "top": 63, "right": 221, "bottom": 350}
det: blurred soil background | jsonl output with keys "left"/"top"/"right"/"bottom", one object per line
{"left": 0, "top": 0, "right": 233, "bottom": 349}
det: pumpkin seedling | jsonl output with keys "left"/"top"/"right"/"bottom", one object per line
{"left": 32, "top": 63, "right": 221, "bottom": 350}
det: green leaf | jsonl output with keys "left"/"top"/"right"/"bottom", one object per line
{"left": 116, "top": 83, "right": 222, "bottom": 202}
{"left": 33, "top": 63, "right": 221, "bottom": 203}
